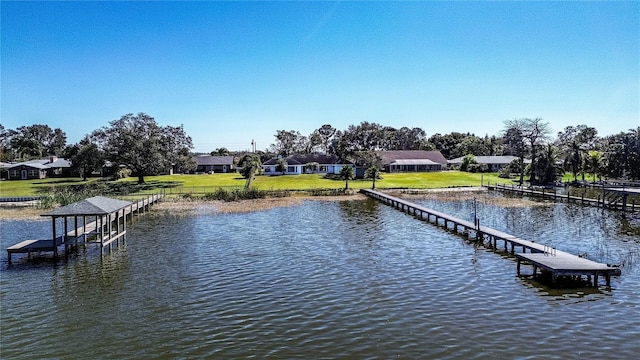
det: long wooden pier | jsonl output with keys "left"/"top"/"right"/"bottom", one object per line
{"left": 487, "top": 183, "right": 639, "bottom": 212}
{"left": 7, "top": 194, "right": 163, "bottom": 264}
{"left": 361, "top": 189, "right": 621, "bottom": 287}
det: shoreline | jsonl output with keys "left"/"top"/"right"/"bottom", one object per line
{"left": 0, "top": 187, "right": 547, "bottom": 220}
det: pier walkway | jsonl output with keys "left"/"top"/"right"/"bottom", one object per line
{"left": 7, "top": 194, "right": 163, "bottom": 264}
{"left": 361, "top": 189, "right": 620, "bottom": 287}
{"left": 487, "top": 183, "right": 639, "bottom": 212}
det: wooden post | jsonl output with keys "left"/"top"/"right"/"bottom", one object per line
{"left": 100, "top": 215, "right": 104, "bottom": 248}
{"left": 52, "top": 217, "right": 58, "bottom": 259}
{"left": 116, "top": 209, "right": 120, "bottom": 245}
{"left": 64, "top": 216, "right": 69, "bottom": 258}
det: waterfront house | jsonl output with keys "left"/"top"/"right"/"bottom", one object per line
{"left": 376, "top": 150, "right": 447, "bottom": 172}
{"left": 262, "top": 154, "right": 353, "bottom": 175}
{"left": 194, "top": 155, "right": 235, "bottom": 173}
{"left": 6, "top": 156, "right": 72, "bottom": 180}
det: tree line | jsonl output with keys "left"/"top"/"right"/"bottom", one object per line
{"left": 1, "top": 114, "right": 639, "bottom": 184}
{"left": 266, "top": 120, "right": 639, "bottom": 184}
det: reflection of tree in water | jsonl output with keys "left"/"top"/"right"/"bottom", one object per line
{"left": 338, "top": 198, "right": 381, "bottom": 225}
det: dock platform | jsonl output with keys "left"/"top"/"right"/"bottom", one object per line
{"left": 361, "top": 189, "right": 621, "bottom": 287}
{"left": 7, "top": 194, "right": 163, "bottom": 264}
{"left": 516, "top": 252, "right": 616, "bottom": 287}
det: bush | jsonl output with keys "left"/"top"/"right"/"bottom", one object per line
{"left": 203, "top": 188, "right": 274, "bottom": 202}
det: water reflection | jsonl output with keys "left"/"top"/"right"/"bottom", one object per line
{"left": 2, "top": 197, "right": 640, "bottom": 359}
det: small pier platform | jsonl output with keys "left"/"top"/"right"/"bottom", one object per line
{"left": 516, "top": 252, "right": 615, "bottom": 287}
{"left": 7, "top": 194, "right": 163, "bottom": 264}
{"left": 361, "top": 189, "right": 621, "bottom": 287}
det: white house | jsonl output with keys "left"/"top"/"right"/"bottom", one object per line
{"left": 262, "top": 154, "right": 353, "bottom": 175}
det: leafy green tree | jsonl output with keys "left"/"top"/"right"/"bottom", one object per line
{"left": 312, "top": 124, "right": 337, "bottom": 153}
{"left": 305, "top": 162, "right": 319, "bottom": 173}
{"left": 211, "top": 147, "right": 230, "bottom": 156}
{"left": 67, "top": 136, "right": 104, "bottom": 181}
{"left": 275, "top": 158, "right": 288, "bottom": 175}
{"left": 12, "top": 124, "right": 67, "bottom": 157}
{"left": 502, "top": 121, "right": 527, "bottom": 185}
{"left": 272, "top": 130, "right": 302, "bottom": 157}
{"left": 556, "top": 125, "right": 598, "bottom": 182}
{"left": 601, "top": 128, "right": 640, "bottom": 180}
{"left": 460, "top": 154, "right": 478, "bottom": 172}
{"left": 339, "top": 165, "right": 355, "bottom": 189}
{"left": 427, "top": 132, "right": 469, "bottom": 159}
{"left": 238, "top": 153, "right": 262, "bottom": 188}
{"left": 10, "top": 136, "right": 42, "bottom": 160}
{"left": 100, "top": 113, "right": 193, "bottom": 184}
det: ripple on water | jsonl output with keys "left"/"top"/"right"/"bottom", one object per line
{"left": 1, "top": 199, "right": 639, "bottom": 359}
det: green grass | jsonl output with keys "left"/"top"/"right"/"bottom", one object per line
{"left": 0, "top": 177, "right": 100, "bottom": 196}
{"left": 0, "top": 171, "right": 513, "bottom": 197}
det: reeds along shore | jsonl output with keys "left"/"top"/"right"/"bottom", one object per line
{"left": 0, "top": 188, "right": 551, "bottom": 220}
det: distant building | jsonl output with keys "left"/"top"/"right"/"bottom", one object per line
{"left": 5, "top": 156, "right": 72, "bottom": 180}
{"left": 375, "top": 150, "right": 448, "bottom": 172}
{"left": 262, "top": 154, "right": 353, "bottom": 175}
{"left": 194, "top": 155, "right": 235, "bottom": 173}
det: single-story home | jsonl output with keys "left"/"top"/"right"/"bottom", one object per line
{"left": 376, "top": 150, "right": 448, "bottom": 172}
{"left": 263, "top": 154, "right": 353, "bottom": 175}
{"left": 194, "top": 155, "right": 235, "bottom": 173}
{"left": 5, "top": 156, "right": 72, "bottom": 180}
{"left": 448, "top": 155, "right": 531, "bottom": 172}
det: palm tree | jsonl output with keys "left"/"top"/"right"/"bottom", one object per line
{"left": 586, "top": 150, "right": 603, "bottom": 182}
{"left": 339, "top": 166, "right": 355, "bottom": 189}
{"left": 238, "top": 153, "right": 262, "bottom": 189}
{"left": 563, "top": 139, "right": 586, "bottom": 182}
{"left": 534, "top": 144, "right": 563, "bottom": 185}
{"left": 364, "top": 165, "right": 382, "bottom": 189}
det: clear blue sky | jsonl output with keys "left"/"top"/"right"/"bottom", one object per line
{"left": 2, "top": 1, "right": 638, "bottom": 152}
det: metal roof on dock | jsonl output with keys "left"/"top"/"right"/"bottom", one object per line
{"left": 41, "top": 196, "right": 133, "bottom": 217}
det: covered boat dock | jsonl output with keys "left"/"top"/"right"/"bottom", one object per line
{"left": 7, "top": 194, "right": 162, "bottom": 264}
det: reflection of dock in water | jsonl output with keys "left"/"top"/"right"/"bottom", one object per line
{"left": 361, "top": 189, "right": 621, "bottom": 288}
{"left": 7, "top": 194, "right": 163, "bottom": 264}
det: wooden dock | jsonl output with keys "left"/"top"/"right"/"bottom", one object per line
{"left": 361, "top": 189, "right": 621, "bottom": 287}
{"left": 487, "top": 183, "right": 639, "bottom": 212}
{"left": 7, "top": 194, "right": 163, "bottom": 264}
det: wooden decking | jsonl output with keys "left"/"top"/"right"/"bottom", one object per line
{"left": 361, "top": 189, "right": 621, "bottom": 287}
{"left": 7, "top": 194, "right": 163, "bottom": 264}
{"left": 488, "top": 183, "right": 639, "bottom": 212}
{"left": 516, "top": 253, "right": 615, "bottom": 287}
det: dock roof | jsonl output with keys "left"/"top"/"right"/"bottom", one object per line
{"left": 42, "top": 196, "right": 133, "bottom": 217}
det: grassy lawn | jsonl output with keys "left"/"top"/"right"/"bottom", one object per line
{"left": 0, "top": 177, "right": 99, "bottom": 196}
{"left": 1, "top": 171, "right": 513, "bottom": 197}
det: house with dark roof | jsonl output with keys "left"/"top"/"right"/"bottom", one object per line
{"left": 447, "top": 155, "right": 530, "bottom": 172}
{"left": 6, "top": 156, "right": 72, "bottom": 180}
{"left": 375, "top": 150, "right": 448, "bottom": 172}
{"left": 262, "top": 154, "right": 353, "bottom": 175}
{"left": 194, "top": 155, "right": 235, "bottom": 173}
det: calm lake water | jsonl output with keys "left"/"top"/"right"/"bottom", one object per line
{"left": 1, "top": 192, "right": 639, "bottom": 359}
